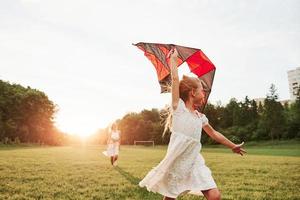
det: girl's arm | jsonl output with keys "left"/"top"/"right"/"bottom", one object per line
{"left": 168, "top": 48, "right": 180, "bottom": 110}
{"left": 118, "top": 131, "right": 121, "bottom": 150}
{"left": 119, "top": 131, "right": 121, "bottom": 145}
{"left": 203, "top": 123, "right": 246, "bottom": 156}
{"left": 107, "top": 132, "right": 112, "bottom": 144}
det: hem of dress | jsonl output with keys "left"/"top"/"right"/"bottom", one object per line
{"left": 139, "top": 182, "right": 217, "bottom": 198}
{"left": 102, "top": 151, "right": 119, "bottom": 157}
{"left": 139, "top": 182, "right": 177, "bottom": 198}
{"left": 200, "top": 186, "right": 218, "bottom": 192}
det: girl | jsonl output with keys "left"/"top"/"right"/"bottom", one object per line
{"left": 103, "top": 123, "right": 121, "bottom": 166}
{"left": 139, "top": 48, "right": 246, "bottom": 200}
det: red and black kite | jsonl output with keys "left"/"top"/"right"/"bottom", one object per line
{"left": 133, "top": 42, "right": 216, "bottom": 111}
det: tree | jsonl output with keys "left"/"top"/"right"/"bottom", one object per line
{"left": 286, "top": 88, "right": 300, "bottom": 138}
{"left": 0, "top": 80, "right": 63, "bottom": 145}
{"left": 261, "top": 84, "right": 286, "bottom": 140}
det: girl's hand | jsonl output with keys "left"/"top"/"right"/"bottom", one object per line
{"left": 232, "top": 142, "right": 246, "bottom": 156}
{"left": 167, "top": 47, "right": 178, "bottom": 59}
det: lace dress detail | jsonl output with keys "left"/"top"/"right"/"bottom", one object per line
{"left": 102, "top": 131, "right": 120, "bottom": 157}
{"left": 139, "top": 99, "right": 217, "bottom": 198}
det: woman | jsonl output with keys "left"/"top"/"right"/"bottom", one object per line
{"left": 103, "top": 123, "right": 121, "bottom": 166}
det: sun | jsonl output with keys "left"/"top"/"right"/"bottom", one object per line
{"left": 55, "top": 121, "right": 98, "bottom": 139}
{"left": 75, "top": 132, "right": 91, "bottom": 139}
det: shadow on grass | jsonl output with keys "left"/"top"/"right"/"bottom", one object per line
{"left": 114, "top": 166, "right": 162, "bottom": 200}
{"left": 114, "top": 166, "right": 140, "bottom": 184}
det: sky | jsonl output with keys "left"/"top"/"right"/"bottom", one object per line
{"left": 0, "top": 0, "right": 299, "bottom": 136}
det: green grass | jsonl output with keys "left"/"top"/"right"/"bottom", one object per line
{"left": 202, "top": 140, "right": 300, "bottom": 157}
{"left": 0, "top": 143, "right": 299, "bottom": 200}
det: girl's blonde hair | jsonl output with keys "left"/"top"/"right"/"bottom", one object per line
{"left": 110, "top": 123, "right": 117, "bottom": 132}
{"left": 162, "top": 75, "right": 203, "bottom": 136}
{"left": 179, "top": 75, "right": 202, "bottom": 102}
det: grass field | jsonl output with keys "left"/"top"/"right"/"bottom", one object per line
{"left": 0, "top": 142, "right": 299, "bottom": 200}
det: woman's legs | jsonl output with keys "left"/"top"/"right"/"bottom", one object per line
{"left": 113, "top": 143, "right": 119, "bottom": 165}
{"left": 114, "top": 155, "right": 118, "bottom": 162}
{"left": 110, "top": 156, "right": 114, "bottom": 165}
{"left": 202, "top": 188, "right": 221, "bottom": 200}
{"left": 113, "top": 155, "right": 118, "bottom": 166}
{"left": 162, "top": 189, "right": 220, "bottom": 200}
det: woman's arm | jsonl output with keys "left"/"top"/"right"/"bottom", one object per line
{"left": 168, "top": 48, "right": 180, "bottom": 110}
{"left": 118, "top": 131, "right": 121, "bottom": 145}
{"left": 203, "top": 123, "right": 246, "bottom": 156}
{"left": 107, "top": 132, "right": 112, "bottom": 144}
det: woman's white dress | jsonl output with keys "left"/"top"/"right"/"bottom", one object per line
{"left": 139, "top": 99, "right": 217, "bottom": 198}
{"left": 103, "top": 131, "right": 120, "bottom": 157}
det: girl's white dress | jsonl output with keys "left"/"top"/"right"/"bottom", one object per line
{"left": 139, "top": 99, "right": 217, "bottom": 198}
{"left": 103, "top": 131, "right": 120, "bottom": 157}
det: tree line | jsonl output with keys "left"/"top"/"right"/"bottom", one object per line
{"left": 1, "top": 79, "right": 299, "bottom": 146}
{"left": 0, "top": 80, "right": 64, "bottom": 145}
{"left": 96, "top": 84, "right": 300, "bottom": 145}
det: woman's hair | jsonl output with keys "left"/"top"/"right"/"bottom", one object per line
{"left": 162, "top": 75, "right": 203, "bottom": 136}
{"left": 110, "top": 123, "right": 117, "bottom": 132}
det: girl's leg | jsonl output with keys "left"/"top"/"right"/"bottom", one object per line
{"left": 112, "top": 155, "right": 118, "bottom": 166}
{"left": 113, "top": 143, "right": 119, "bottom": 165}
{"left": 163, "top": 197, "right": 175, "bottom": 200}
{"left": 110, "top": 156, "right": 114, "bottom": 165}
{"left": 114, "top": 155, "right": 118, "bottom": 162}
{"left": 201, "top": 188, "right": 221, "bottom": 200}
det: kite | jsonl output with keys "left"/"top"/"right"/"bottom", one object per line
{"left": 133, "top": 42, "right": 216, "bottom": 112}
